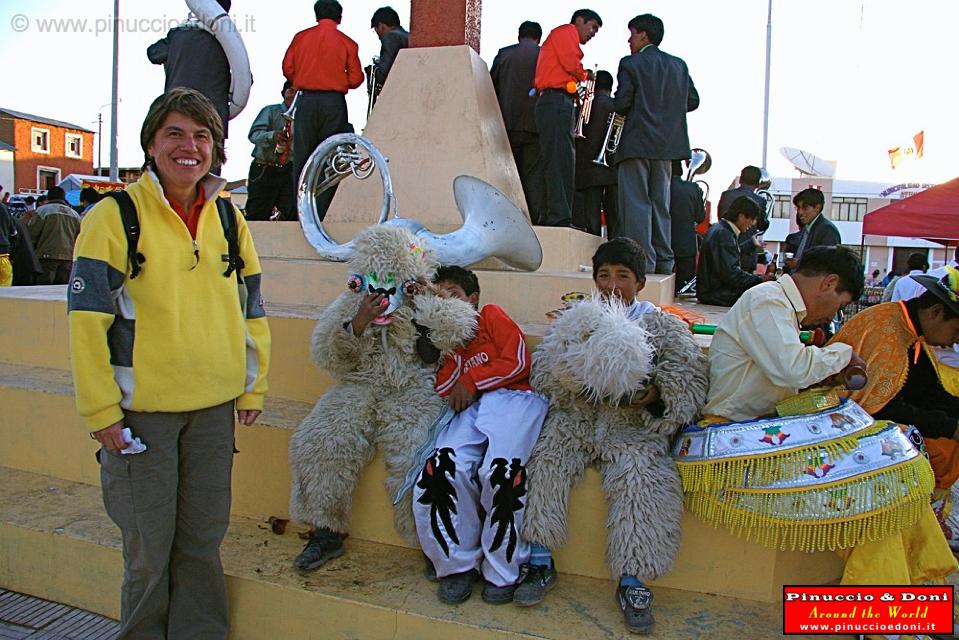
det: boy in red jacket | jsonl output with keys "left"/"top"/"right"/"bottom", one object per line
{"left": 413, "top": 266, "right": 548, "bottom": 606}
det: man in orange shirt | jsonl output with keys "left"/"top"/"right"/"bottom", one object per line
{"left": 283, "top": 0, "right": 364, "bottom": 219}
{"left": 533, "top": 9, "right": 602, "bottom": 228}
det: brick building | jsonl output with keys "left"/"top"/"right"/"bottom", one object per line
{"left": 0, "top": 108, "right": 94, "bottom": 193}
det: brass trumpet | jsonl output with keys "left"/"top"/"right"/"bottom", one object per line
{"left": 592, "top": 112, "right": 625, "bottom": 167}
{"left": 274, "top": 90, "right": 300, "bottom": 165}
{"left": 573, "top": 68, "right": 596, "bottom": 139}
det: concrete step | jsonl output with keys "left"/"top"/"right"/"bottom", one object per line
{"left": 0, "top": 466, "right": 833, "bottom": 640}
{"left": 248, "top": 221, "right": 607, "bottom": 275}
{"left": 247, "top": 220, "right": 675, "bottom": 322}
{"left": 257, "top": 258, "right": 676, "bottom": 324}
{"left": 0, "top": 362, "right": 844, "bottom": 603}
{"left": 0, "top": 288, "right": 552, "bottom": 404}
{"left": 0, "top": 288, "right": 711, "bottom": 404}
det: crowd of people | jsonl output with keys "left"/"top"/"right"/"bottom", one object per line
{"left": 488, "top": 10, "right": 699, "bottom": 280}
{"left": 0, "top": 185, "right": 108, "bottom": 286}
{"left": 57, "top": 77, "right": 959, "bottom": 639}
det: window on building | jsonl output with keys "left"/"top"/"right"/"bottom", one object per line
{"left": 31, "top": 127, "right": 50, "bottom": 153}
{"left": 831, "top": 197, "right": 868, "bottom": 222}
{"left": 65, "top": 133, "right": 83, "bottom": 159}
{"left": 772, "top": 194, "right": 793, "bottom": 219}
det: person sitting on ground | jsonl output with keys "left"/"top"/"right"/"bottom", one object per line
{"left": 413, "top": 266, "right": 548, "bottom": 606}
{"left": 679, "top": 246, "right": 956, "bottom": 594}
{"left": 717, "top": 165, "right": 768, "bottom": 272}
{"left": 696, "top": 195, "right": 767, "bottom": 307}
{"left": 519, "top": 237, "right": 708, "bottom": 634}
{"left": 830, "top": 267, "right": 959, "bottom": 515}
{"left": 784, "top": 187, "right": 841, "bottom": 273}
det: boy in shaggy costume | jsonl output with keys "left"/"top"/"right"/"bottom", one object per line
{"left": 413, "top": 266, "right": 548, "bottom": 605}
{"left": 518, "top": 238, "right": 709, "bottom": 634}
{"left": 289, "top": 225, "right": 478, "bottom": 570}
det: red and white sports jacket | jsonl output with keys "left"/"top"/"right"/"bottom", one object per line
{"left": 435, "top": 304, "right": 532, "bottom": 397}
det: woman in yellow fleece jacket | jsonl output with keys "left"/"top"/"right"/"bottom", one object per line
{"left": 68, "top": 88, "right": 270, "bottom": 640}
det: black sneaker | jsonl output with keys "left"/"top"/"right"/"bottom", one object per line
{"left": 293, "top": 529, "right": 344, "bottom": 571}
{"left": 481, "top": 580, "right": 517, "bottom": 605}
{"left": 513, "top": 562, "right": 556, "bottom": 607}
{"left": 437, "top": 570, "right": 478, "bottom": 604}
{"left": 617, "top": 584, "right": 654, "bottom": 634}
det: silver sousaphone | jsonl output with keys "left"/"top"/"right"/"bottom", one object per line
{"left": 297, "top": 133, "right": 543, "bottom": 271}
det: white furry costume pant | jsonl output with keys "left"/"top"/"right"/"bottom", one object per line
{"left": 413, "top": 389, "right": 548, "bottom": 587}
{"left": 289, "top": 381, "right": 449, "bottom": 544}
{"left": 522, "top": 410, "right": 684, "bottom": 580}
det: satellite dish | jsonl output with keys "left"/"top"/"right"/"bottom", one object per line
{"left": 780, "top": 147, "right": 837, "bottom": 178}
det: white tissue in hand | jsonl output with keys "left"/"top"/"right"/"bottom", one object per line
{"left": 120, "top": 427, "right": 147, "bottom": 455}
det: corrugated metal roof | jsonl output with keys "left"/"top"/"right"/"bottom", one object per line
{"left": 0, "top": 108, "right": 94, "bottom": 133}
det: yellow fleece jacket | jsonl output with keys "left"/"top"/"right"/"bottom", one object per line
{"left": 68, "top": 171, "right": 271, "bottom": 430}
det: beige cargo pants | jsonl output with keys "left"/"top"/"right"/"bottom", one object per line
{"left": 98, "top": 401, "right": 235, "bottom": 639}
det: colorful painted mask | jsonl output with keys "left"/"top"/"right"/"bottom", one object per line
{"left": 347, "top": 271, "right": 410, "bottom": 326}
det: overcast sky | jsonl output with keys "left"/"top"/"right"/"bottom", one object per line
{"left": 1, "top": 0, "right": 954, "bottom": 192}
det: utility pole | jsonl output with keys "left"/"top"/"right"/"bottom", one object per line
{"left": 109, "top": 0, "right": 120, "bottom": 182}
{"left": 762, "top": 0, "right": 772, "bottom": 169}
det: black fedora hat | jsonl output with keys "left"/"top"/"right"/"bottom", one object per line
{"left": 911, "top": 266, "right": 959, "bottom": 317}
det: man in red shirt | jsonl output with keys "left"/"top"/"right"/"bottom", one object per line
{"left": 532, "top": 9, "right": 602, "bottom": 228}
{"left": 283, "top": 0, "right": 364, "bottom": 219}
{"left": 413, "top": 266, "right": 548, "bottom": 606}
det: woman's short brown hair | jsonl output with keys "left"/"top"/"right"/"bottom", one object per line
{"left": 140, "top": 88, "right": 226, "bottom": 170}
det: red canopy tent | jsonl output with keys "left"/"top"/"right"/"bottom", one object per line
{"left": 862, "top": 176, "right": 959, "bottom": 241}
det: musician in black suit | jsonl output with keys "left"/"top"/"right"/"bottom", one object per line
{"left": 697, "top": 197, "right": 766, "bottom": 307}
{"left": 572, "top": 70, "right": 618, "bottom": 237}
{"left": 668, "top": 160, "right": 705, "bottom": 293}
{"left": 785, "top": 188, "right": 841, "bottom": 273}
{"left": 717, "top": 166, "right": 768, "bottom": 272}
{"left": 612, "top": 14, "right": 699, "bottom": 275}
{"left": 490, "top": 21, "right": 545, "bottom": 223}
{"left": 370, "top": 7, "right": 409, "bottom": 87}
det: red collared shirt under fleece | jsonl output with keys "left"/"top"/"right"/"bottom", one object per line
{"left": 435, "top": 304, "right": 532, "bottom": 397}
{"left": 533, "top": 23, "right": 587, "bottom": 92}
{"left": 283, "top": 19, "right": 364, "bottom": 92}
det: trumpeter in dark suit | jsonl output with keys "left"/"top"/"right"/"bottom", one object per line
{"left": 532, "top": 10, "right": 602, "bottom": 228}
{"left": 717, "top": 166, "right": 769, "bottom": 273}
{"left": 668, "top": 160, "right": 705, "bottom": 293}
{"left": 612, "top": 14, "right": 699, "bottom": 275}
{"left": 491, "top": 21, "right": 545, "bottom": 223}
{"left": 572, "top": 70, "right": 618, "bottom": 237}
{"left": 785, "top": 187, "right": 841, "bottom": 273}
{"left": 369, "top": 6, "right": 409, "bottom": 92}
{"left": 697, "top": 196, "right": 766, "bottom": 307}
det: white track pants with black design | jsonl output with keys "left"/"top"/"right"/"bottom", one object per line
{"left": 413, "top": 388, "right": 548, "bottom": 587}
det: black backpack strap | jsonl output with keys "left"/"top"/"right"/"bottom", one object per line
{"left": 216, "top": 197, "right": 244, "bottom": 282}
{"left": 105, "top": 191, "right": 145, "bottom": 279}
